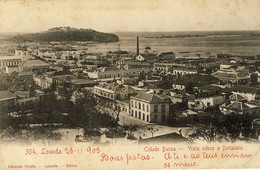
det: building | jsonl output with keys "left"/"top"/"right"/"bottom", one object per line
{"left": 157, "top": 52, "right": 175, "bottom": 60}
{"left": 138, "top": 132, "right": 190, "bottom": 144}
{"left": 18, "top": 60, "right": 50, "bottom": 72}
{"left": 116, "top": 77, "right": 139, "bottom": 85}
{"left": 130, "top": 92, "right": 170, "bottom": 123}
{"left": 93, "top": 83, "right": 136, "bottom": 115}
{"left": 15, "top": 90, "right": 45, "bottom": 109}
{"left": 212, "top": 66, "right": 250, "bottom": 85}
{"left": 15, "top": 48, "right": 31, "bottom": 61}
{"left": 230, "top": 85, "right": 260, "bottom": 101}
{"left": 187, "top": 85, "right": 225, "bottom": 110}
{"left": 172, "top": 66, "right": 198, "bottom": 75}
{"left": 87, "top": 66, "right": 147, "bottom": 80}
{"left": 188, "top": 94, "right": 225, "bottom": 110}
{"left": 0, "top": 90, "right": 16, "bottom": 114}
{"left": 0, "top": 58, "right": 23, "bottom": 68}
{"left": 173, "top": 74, "right": 221, "bottom": 91}
{"left": 5, "top": 66, "right": 19, "bottom": 74}
{"left": 94, "top": 83, "right": 136, "bottom": 100}
{"left": 0, "top": 48, "right": 31, "bottom": 68}
{"left": 220, "top": 101, "right": 260, "bottom": 115}
{"left": 81, "top": 55, "right": 107, "bottom": 65}
{"left": 70, "top": 79, "right": 97, "bottom": 89}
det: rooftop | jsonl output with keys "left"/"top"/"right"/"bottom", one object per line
{"left": 131, "top": 92, "right": 168, "bottom": 103}
{"left": 223, "top": 101, "right": 259, "bottom": 112}
{"left": 138, "top": 132, "right": 190, "bottom": 144}
{"left": 0, "top": 90, "right": 16, "bottom": 101}
{"left": 20, "top": 60, "right": 50, "bottom": 67}
{"left": 231, "top": 85, "right": 260, "bottom": 94}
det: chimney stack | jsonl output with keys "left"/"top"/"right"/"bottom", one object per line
{"left": 136, "top": 36, "right": 139, "bottom": 56}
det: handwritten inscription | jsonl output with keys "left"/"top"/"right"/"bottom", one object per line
{"left": 10, "top": 144, "right": 254, "bottom": 169}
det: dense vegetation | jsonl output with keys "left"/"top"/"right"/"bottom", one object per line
{"left": 9, "top": 27, "right": 119, "bottom": 43}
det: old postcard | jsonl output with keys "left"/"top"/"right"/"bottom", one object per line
{"left": 0, "top": 0, "right": 260, "bottom": 169}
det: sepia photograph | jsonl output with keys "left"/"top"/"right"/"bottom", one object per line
{"left": 0, "top": 0, "right": 260, "bottom": 169}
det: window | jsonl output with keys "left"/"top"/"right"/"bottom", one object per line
{"left": 131, "top": 110, "right": 134, "bottom": 116}
{"left": 139, "top": 103, "right": 141, "bottom": 109}
{"left": 154, "top": 105, "right": 158, "bottom": 113}
{"left": 139, "top": 112, "right": 141, "bottom": 119}
{"left": 147, "top": 115, "right": 150, "bottom": 122}
{"left": 161, "top": 105, "right": 165, "bottom": 113}
{"left": 135, "top": 111, "right": 137, "bottom": 118}
{"left": 143, "top": 104, "right": 145, "bottom": 111}
{"left": 143, "top": 113, "right": 145, "bottom": 121}
{"left": 135, "top": 101, "right": 137, "bottom": 108}
{"left": 154, "top": 114, "right": 157, "bottom": 122}
{"left": 162, "top": 115, "right": 166, "bottom": 122}
{"left": 147, "top": 105, "right": 149, "bottom": 112}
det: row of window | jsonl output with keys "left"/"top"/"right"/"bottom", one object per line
{"left": 100, "top": 74, "right": 121, "bottom": 79}
{"left": 0, "top": 61, "right": 21, "bottom": 67}
{"left": 131, "top": 110, "right": 150, "bottom": 122}
{"left": 99, "top": 72, "right": 138, "bottom": 79}
{"left": 132, "top": 101, "right": 150, "bottom": 112}
{"left": 17, "top": 52, "right": 27, "bottom": 55}
{"left": 2, "top": 101, "right": 14, "bottom": 107}
{"left": 94, "top": 89, "right": 114, "bottom": 99}
{"left": 1, "top": 100, "right": 37, "bottom": 107}
{"left": 173, "top": 71, "right": 197, "bottom": 75}
{"left": 131, "top": 101, "right": 166, "bottom": 113}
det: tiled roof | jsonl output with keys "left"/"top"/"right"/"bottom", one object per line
{"left": 175, "top": 74, "right": 221, "bottom": 85}
{"left": 20, "top": 60, "right": 49, "bottom": 67}
{"left": 229, "top": 93, "right": 247, "bottom": 102}
{"left": 231, "top": 85, "right": 260, "bottom": 94}
{"left": 132, "top": 92, "right": 167, "bottom": 103}
{"left": 0, "top": 90, "right": 16, "bottom": 100}
{"left": 96, "top": 83, "right": 134, "bottom": 93}
{"left": 225, "top": 102, "right": 259, "bottom": 112}
{"left": 71, "top": 79, "right": 96, "bottom": 85}
{"left": 212, "top": 70, "right": 250, "bottom": 79}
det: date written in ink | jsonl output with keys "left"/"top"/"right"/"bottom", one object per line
{"left": 24, "top": 147, "right": 101, "bottom": 155}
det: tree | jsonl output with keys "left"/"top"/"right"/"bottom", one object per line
{"left": 83, "top": 128, "right": 102, "bottom": 143}
{"left": 97, "top": 97, "right": 121, "bottom": 122}
{"left": 104, "top": 127, "right": 127, "bottom": 144}
{"left": 188, "top": 123, "right": 228, "bottom": 143}
{"left": 122, "top": 125, "right": 139, "bottom": 140}
{"left": 147, "top": 127, "right": 158, "bottom": 137}
{"left": 69, "top": 90, "right": 118, "bottom": 128}
{"left": 184, "top": 83, "right": 194, "bottom": 94}
{"left": 187, "top": 113, "right": 254, "bottom": 143}
{"left": 22, "top": 127, "right": 62, "bottom": 146}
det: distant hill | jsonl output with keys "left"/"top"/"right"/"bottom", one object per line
{"left": 9, "top": 27, "right": 119, "bottom": 43}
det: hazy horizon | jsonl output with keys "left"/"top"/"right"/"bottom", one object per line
{"left": 1, "top": 28, "right": 260, "bottom": 35}
{"left": 1, "top": 0, "right": 260, "bottom": 33}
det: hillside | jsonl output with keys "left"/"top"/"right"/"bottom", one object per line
{"left": 9, "top": 27, "right": 119, "bottom": 43}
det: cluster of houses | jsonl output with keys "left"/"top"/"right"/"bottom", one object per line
{"left": 0, "top": 39, "right": 260, "bottom": 131}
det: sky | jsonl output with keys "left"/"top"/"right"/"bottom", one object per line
{"left": 0, "top": 0, "right": 260, "bottom": 33}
